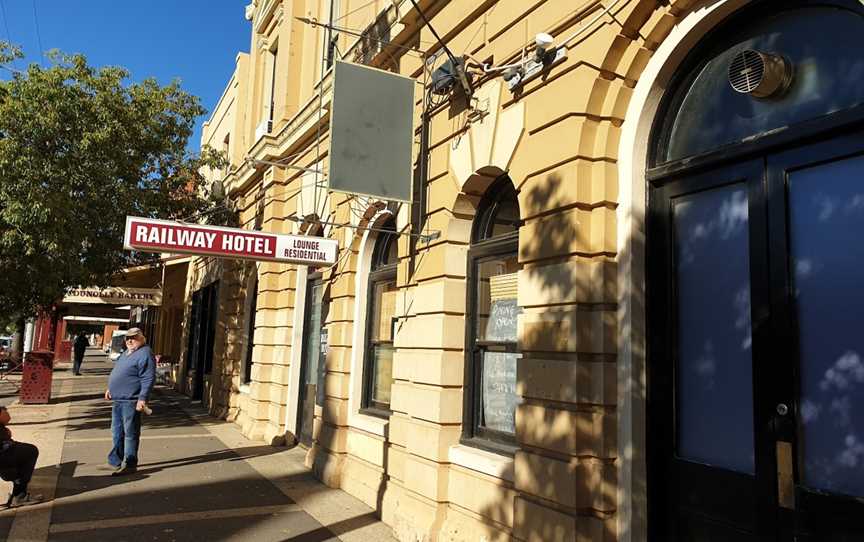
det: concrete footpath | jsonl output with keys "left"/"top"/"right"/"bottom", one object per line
{"left": 0, "top": 348, "right": 394, "bottom": 542}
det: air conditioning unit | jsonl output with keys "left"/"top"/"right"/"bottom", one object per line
{"left": 255, "top": 119, "right": 273, "bottom": 140}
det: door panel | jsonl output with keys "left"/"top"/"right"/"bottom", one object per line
{"left": 649, "top": 159, "right": 774, "bottom": 541}
{"left": 298, "top": 278, "right": 325, "bottom": 447}
{"left": 673, "top": 183, "right": 755, "bottom": 473}
{"left": 788, "top": 155, "right": 864, "bottom": 498}
{"left": 768, "top": 136, "right": 864, "bottom": 540}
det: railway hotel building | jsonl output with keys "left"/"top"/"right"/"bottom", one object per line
{"left": 155, "top": 0, "right": 864, "bottom": 540}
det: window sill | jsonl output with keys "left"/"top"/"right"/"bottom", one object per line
{"left": 349, "top": 410, "right": 390, "bottom": 437}
{"left": 448, "top": 443, "right": 515, "bottom": 483}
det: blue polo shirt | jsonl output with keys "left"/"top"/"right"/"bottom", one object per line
{"left": 108, "top": 345, "right": 156, "bottom": 401}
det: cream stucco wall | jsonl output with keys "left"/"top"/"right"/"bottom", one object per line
{"left": 176, "top": 1, "right": 749, "bottom": 540}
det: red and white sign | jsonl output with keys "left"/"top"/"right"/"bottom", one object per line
{"left": 123, "top": 216, "right": 338, "bottom": 266}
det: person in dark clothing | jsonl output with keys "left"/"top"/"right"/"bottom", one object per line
{"left": 72, "top": 331, "right": 88, "bottom": 376}
{"left": 105, "top": 328, "right": 155, "bottom": 476}
{"left": 0, "top": 406, "right": 41, "bottom": 507}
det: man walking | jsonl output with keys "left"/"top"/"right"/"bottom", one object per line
{"left": 105, "top": 328, "right": 155, "bottom": 476}
{"left": 72, "top": 331, "right": 88, "bottom": 376}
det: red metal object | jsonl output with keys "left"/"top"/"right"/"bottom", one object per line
{"left": 20, "top": 351, "right": 54, "bottom": 404}
{"left": 57, "top": 340, "right": 72, "bottom": 362}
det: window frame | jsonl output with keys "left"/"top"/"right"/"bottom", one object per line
{"left": 360, "top": 220, "right": 398, "bottom": 417}
{"left": 648, "top": 0, "right": 864, "bottom": 178}
{"left": 242, "top": 272, "right": 259, "bottom": 385}
{"left": 462, "top": 178, "right": 521, "bottom": 454}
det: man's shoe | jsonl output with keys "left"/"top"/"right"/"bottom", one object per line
{"left": 111, "top": 464, "right": 137, "bottom": 476}
{"left": 9, "top": 492, "right": 42, "bottom": 507}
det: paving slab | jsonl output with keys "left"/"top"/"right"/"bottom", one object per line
{"left": 0, "top": 348, "right": 393, "bottom": 542}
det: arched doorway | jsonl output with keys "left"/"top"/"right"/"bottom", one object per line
{"left": 646, "top": 1, "right": 864, "bottom": 540}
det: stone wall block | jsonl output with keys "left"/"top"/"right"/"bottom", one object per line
{"left": 613, "top": 0, "right": 660, "bottom": 40}
{"left": 406, "top": 418, "right": 461, "bottom": 462}
{"left": 394, "top": 313, "right": 466, "bottom": 351}
{"left": 517, "top": 357, "right": 617, "bottom": 407}
{"left": 516, "top": 402, "right": 617, "bottom": 458}
{"left": 518, "top": 258, "right": 617, "bottom": 307}
{"left": 388, "top": 443, "right": 408, "bottom": 483}
{"left": 342, "top": 455, "right": 385, "bottom": 509}
{"left": 403, "top": 454, "right": 449, "bottom": 503}
{"left": 322, "top": 396, "right": 348, "bottom": 425}
{"left": 318, "top": 421, "right": 347, "bottom": 454}
{"left": 347, "top": 428, "right": 387, "bottom": 467}
{"left": 448, "top": 465, "right": 516, "bottom": 528}
{"left": 520, "top": 306, "right": 616, "bottom": 354}
{"left": 643, "top": 7, "right": 679, "bottom": 51}
{"left": 513, "top": 496, "right": 575, "bottom": 542}
{"left": 324, "top": 371, "right": 350, "bottom": 399}
{"left": 515, "top": 450, "right": 616, "bottom": 511}
{"left": 402, "top": 384, "right": 463, "bottom": 424}
{"left": 400, "top": 349, "right": 464, "bottom": 387}
{"left": 412, "top": 243, "right": 469, "bottom": 283}
{"left": 389, "top": 413, "right": 411, "bottom": 448}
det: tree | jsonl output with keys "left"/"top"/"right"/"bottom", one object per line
{"left": 0, "top": 43, "right": 226, "bottom": 337}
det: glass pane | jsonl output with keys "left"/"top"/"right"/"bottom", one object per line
{"left": 370, "top": 344, "right": 394, "bottom": 406}
{"left": 303, "top": 282, "right": 324, "bottom": 386}
{"left": 476, "top": 255, "right": 520, "bottom": 342}
{"left": 674, "top": 184, "right": 754, "bottom": 474}
{"left": 662, "top": 7, "right": 864, "bottom": 162}
{"left": 490, "top": 196, "right": 520, "bottom": 238}
{"left": 371, "top": 279, "right": 397, "bottom": 341}
{"left": 385, "top": 234, "right": 398, "bottom": 266}
{"left": 789, "top": 155, "right": 864, "bottom": 498}
{"left": 481, "top": 351, "right": 518, "bottom": 435}
{"left": 372, "top": 226, "right": 398, "bottom": 270}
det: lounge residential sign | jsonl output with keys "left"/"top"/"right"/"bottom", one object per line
{"left": 63, "top": 287, "right": 162, "bottom": 306}
{"left": 123, "top": 216, "right": 338, "bottom": 266}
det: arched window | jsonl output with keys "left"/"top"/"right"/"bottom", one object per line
{"left": 464, "top": 177, "right": 521, "bottom": 449}
{"left": 362, "top": 218, "right": 398, "bottom": 414}
{"left": 653, "top": 2, "right": 864, "bottom": 165}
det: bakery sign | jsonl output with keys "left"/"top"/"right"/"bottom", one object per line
{"left": 123, "top": 216, "right": 338, "bottom": 266}
{"left": 63, "top": 287, "right": 162, "bottom": 306}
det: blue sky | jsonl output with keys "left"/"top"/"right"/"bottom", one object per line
{"left": 0, "top": 0, "right": 251, "bottom": 151}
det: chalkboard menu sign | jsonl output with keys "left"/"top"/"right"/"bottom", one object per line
{"left": 483, "top": 351, "right": 519, "bottom": 434}
{"left": 485, "top": 298, "right": 519, "bottom": 342}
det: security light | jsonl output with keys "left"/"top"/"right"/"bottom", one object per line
{"left": 534, "top": 33, "right": 554, "bottom": 62}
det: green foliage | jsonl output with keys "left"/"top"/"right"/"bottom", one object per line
{"left": 0, "top": 42, "right": 226, "bottom": 322}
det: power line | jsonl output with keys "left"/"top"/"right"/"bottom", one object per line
{"left": 295, "top": 18, "right": 425, "bottom": 56}
{"left": 0, "top": 0, "right": 18, "bottom": 70}
{"left": 332, "top": 0, "right": 377, "bottom": 24}
{"left": 30, "top": 0, "right": 43, "bottom": 67}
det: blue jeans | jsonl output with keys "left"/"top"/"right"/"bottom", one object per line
{"left": 108, "top": 401, "right": 141, "bottom": 468}
{"left": 72, "top": 352, "right": 84, "bottom": 375}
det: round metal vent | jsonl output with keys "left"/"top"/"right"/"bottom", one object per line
{"left": 728, "top": 50, "right": 792, "bottom": 98}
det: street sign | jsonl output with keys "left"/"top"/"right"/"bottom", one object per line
{"left": 123, "top": 216, "right": 339, "bottom": 266}
{"left": 328, "top": 60, "right": 414, "bottom": 202}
